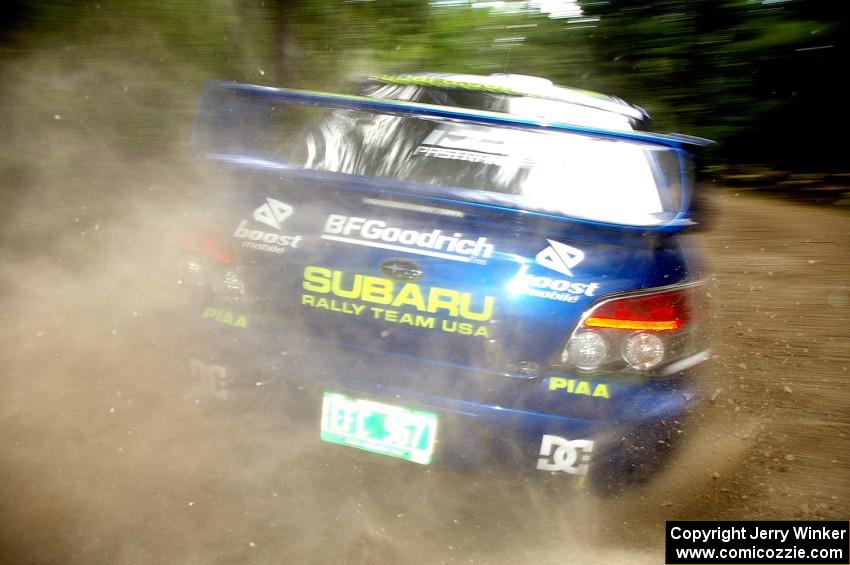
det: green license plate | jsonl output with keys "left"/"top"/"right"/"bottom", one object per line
{"left": 320, "top": 392, "right": 438, "bottom": 465}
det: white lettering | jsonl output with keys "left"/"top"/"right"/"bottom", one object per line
{"left": 234, "top": 197, "right": 303, "bottom": 255}
{"left": 510, "top": 264, "right": 599, "bottom": 302}
{"left": 321, "top": 215, "right": 494, "bottom": 262}
{"left": 536, "top": 435, "right": 594, "bottom": 475}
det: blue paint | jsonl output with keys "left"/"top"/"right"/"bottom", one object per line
{"left": 181, "top": 79, "right": 711, "bottom": 488}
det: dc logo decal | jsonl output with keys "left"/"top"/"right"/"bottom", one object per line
{"left": 253, "top": 197, "right": 293, "bottom": 230}
{"left": 536, "top": 435, "right": 594, "bottom": 475}
{"left": 535, "top": 239, "right": 584, "bottom": 277}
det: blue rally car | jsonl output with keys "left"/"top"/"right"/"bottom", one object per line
{"left": 180, "top": 73, "right": 712, "bottom": 490}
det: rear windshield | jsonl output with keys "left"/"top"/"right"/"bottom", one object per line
{"left": 359, "top": 82, "right": 641, "bottom": 131}
{"left": 196, "top": 89, "right": 688, "bottom": 226}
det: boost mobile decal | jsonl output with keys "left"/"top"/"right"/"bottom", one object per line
{"left": 535, "top": 239, "right": 584, "bottom": 277}
{"left": 301, "top": 266, "right": 495, "bottom": 338}
{"left": 233, "top": 197, "right": 303, "bottom": 254}
{"left": 509, "top": 239, "right": 601, "bottom": 303}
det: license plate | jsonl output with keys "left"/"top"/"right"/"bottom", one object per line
{"left": 320, "top": 392, "right": 438, "bottom": 465}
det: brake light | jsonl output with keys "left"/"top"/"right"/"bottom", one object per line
{"left": 557, "top": 284, "right": 706, "bottom": 375}
{"left": 583, "top": 288, "right": 690, "bottom": 331}
{"left": 585, "top": 318, "right": 680, "bottom": 331}
{"left": 177, "top": 235, "right": 244, "bottom": 304}
{"left": 177, "top": 235, "right": 234, "bottom": 264}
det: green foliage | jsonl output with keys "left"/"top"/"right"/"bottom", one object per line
{"left": 575, "top": 0, "right": 847, "bottom": 168}
{"left": 3, "top": 0, "right": 846, "bottom": 170}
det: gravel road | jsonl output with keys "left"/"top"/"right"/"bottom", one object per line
{"left": 1, "top": 183, "right": 847, "bottom": 564}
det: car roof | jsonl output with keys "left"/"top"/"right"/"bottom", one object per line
{"left": 368, "top": 72, "right": 649, "bottom": 123}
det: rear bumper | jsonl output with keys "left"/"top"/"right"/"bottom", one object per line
{"left": 185, "top": 320, "right": 702, "bottom": 488}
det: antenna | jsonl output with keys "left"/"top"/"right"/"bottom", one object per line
{"left": 503, "top": 44, "right": 512, "bottom": 74}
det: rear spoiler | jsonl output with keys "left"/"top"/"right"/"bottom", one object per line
{"left": 193, "top": 81, "right": 713, "bottom": 153}
{"left": 192, "top": 81, "right": 713, "bottom": 232}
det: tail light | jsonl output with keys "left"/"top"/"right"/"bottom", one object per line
{"left": 177, "top": 235, "right": 244, "bottom": 305}
{"left": 210, "top": 268, "right": 245, "bottom": 304}
{"left": 555, "top": 283, "right": 708, "bottom": 375}
{"left": 177, "top": 235, "right": 235, "bottom": 265}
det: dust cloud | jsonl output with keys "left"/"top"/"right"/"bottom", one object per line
{"left": 0, "top": 22, "right": 657, "bottom": 565}
{"left": 1, "top": 13, "right": 848, "bottom": 565}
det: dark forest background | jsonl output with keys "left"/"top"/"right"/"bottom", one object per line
{"left": 1, "top": 0, "right": 847, "bottom": 188}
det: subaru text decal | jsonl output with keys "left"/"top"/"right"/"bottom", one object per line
{"left": 536, "top": 435, "right": 594, "bottom": 475}
{"left": 321, "top": 215, "right": 493, "bottom": 264}
{"left": 233, "top": 197, "right": 303, "bottom": 254}
{"left": 302, "top": 265, "right": 494, "bottom": 339}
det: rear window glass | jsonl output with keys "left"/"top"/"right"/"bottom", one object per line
{"left": 297, "top": 110, "right": 680, "bottom": 225}
{"left": 196, "top": 90, "right": 687, "bottom": 226}
{"left": 360, "top": 82, "right": 639, "bottom": 131}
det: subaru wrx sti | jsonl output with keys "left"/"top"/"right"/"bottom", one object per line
{"left": 179, "top": 73, "right": 711, "bottom": 491}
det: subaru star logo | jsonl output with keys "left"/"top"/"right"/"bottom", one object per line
{"left": 380, "top": 258, "right": 423, "bottom": 281}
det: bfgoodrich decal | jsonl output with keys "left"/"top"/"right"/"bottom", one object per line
{"left": 321, "top": 215, "right": 494, "bottom": 264}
